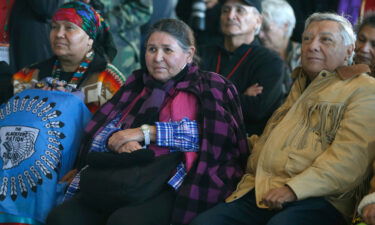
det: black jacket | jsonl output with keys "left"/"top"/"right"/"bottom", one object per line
{"left": 0, "top": 61, "right": 13, "bottom": 104}
{"left": 8, "top": 0, "right": 62, "bottom": 73}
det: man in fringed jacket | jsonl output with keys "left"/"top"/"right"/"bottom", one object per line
{"left": 191, "top": 12, "right": 375, "bottom": 225}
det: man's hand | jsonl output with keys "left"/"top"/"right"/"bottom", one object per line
{"left": 116, "top": 141, "right": 143, "bottom": 153}
{"left": 108, "top": 128, "right": 143, "bottom": 151}
{"left": 362, "top": 204, "right": 375, "bottom": 225}
{"left": 244, "top": 83, "right": 263, "bottom": 97}
{"left": 260, "top": 186, "right": 297, "bottom": 209}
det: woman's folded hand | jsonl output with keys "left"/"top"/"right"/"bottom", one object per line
{"left": 115, "top": 141, "right": 143, "bottom": 153}
{"left": 108, "top": 128, "right": 143, "bottom": 151}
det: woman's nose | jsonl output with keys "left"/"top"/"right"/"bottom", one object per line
{"left": 55, "top": 27, "right": 65, "bottom": 38}
{"left": 359, "top": 42, "right": 371, "bottom": 53}
{"left": 154, "top": 50, "right": 163, "bottom": 62}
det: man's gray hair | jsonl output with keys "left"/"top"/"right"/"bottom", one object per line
{"left": 262, "top": 0, "right": 296, "bottom": 38}
{"left": 250, "top": 7, "right": 262, "bottom": 35}
{"left": 304, "top": 12, "right": 356, "bottom": 46}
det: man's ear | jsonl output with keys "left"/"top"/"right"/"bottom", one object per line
{"left": 345, "top": 44, "right": 355, "bottom": 62}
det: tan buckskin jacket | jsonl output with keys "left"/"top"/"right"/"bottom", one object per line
{"left": 227, "top": 65, "right": 375, "bottom": 218}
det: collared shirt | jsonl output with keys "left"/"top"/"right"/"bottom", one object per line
{"left": 155, "top": 118, "right": 199, "bottom": 152}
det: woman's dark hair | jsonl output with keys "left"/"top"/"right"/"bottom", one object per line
{"left": 144, "top": 19, "right": 199, "bottom": 64}
{"left": 357, "top": 12, "right": 375, "bottom": 33}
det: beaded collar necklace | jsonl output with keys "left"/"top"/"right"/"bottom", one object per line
{"left": 51, "top": 52, "right": 94, "bottom": 89}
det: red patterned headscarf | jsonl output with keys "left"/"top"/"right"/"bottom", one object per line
{"left": 52, "top": 1, "right": 116, "bottom": 61}
{"left": 52, "top": 1, "right": 103, "bottom": 40}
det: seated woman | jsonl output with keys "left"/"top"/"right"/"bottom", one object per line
{"left": 12, "top": 1, "right": 126, "bottom": 113}
{"left": 0, "top": 2, "right": 125, "bottom": 224}
{"left": 46, "top": 18, "right": 249, "bottom": 225}
{"left": 353, "top": 12, "right": 375, "bottom": 77}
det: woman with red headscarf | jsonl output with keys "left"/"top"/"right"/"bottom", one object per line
{"left": 12, "top": 1, "right": 125, "bottom": 113}
{"left": 0, "top": 2, "right": 125, "bottom": 224}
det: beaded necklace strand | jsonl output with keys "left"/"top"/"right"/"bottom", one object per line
{"left": 51, "top": 52, "right": 94, "bottom": 89}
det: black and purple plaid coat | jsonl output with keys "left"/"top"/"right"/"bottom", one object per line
{"left": 77, "top": 63, "right": 249, "bottom": 225}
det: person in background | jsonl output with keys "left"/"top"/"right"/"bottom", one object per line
{"left": 199, "top": 0, "right": 285, "bottom": 136}
{"left": 352, "top": 13, "right": 375, "bottom": 225}
{"left": 12, "top": 1, "right": 126, "bottom": 113}
{"left": 259, "top": 0, "right": 300, "bottom": 94}
{"left": 8, "top": 0, "right": 62, "bottom": 73}
{"left": 191, "top": 12, "right": 375, "bottom": 225}
{"left": 176, "top": 0, "right": 223, "bottom": 46}
{"left": 46, "top": 18, "right": 248, "bottom": 225}
{"left": 354, "top": 12, "right": 375, "bottom": 76}
{"left": 82, "top": 0, "right": 153, "bottom": 77}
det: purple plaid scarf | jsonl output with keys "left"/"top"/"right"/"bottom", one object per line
{"left": 76, "top": 63, "right": 249, "bottom": 225}
{"left": 119, "top": 70, "right": 185, "bottom": 129}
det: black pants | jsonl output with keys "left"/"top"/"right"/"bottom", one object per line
{"left": 46, "top": 188, "right": 175, "bottom": 225}
{"left": 190, "top": 190, "right": 346, "bottom": 225}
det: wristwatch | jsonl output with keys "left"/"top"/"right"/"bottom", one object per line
{"left": 141, "top": 124, "right": 151, "bottom": 146}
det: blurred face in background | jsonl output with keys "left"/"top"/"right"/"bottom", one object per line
{"left": 259, "top": 20, "right": 289, "bottom": 52}
{"left": 145, "top": 31, "right": 195, "bottom": 82}
{"left": 220, "top": 0, "right": 261, "bottom": 38}
{"left": 354, "top": 25, "right": 375, "bottom": 66}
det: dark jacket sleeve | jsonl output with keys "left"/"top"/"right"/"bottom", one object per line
{"left": 26, "top": 0, "right": 61, "bottom": 19}
{"left": 240, "top": 51, "right": 284, "bottom": 122}
{"left": 176, "top": 0, "right": 192, "bottom": 23}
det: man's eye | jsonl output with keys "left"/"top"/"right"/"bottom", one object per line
{"left": 221, "top": 7, "right": 230, "bottom": 13}
{"left": 321, "top": 37, "right": 333, "bottom": 43}
{"left": 237, "top": 8, "right": 246, "bottom": 14}
{"left": 302, "top": 36, "right": 311, "bottom": 42}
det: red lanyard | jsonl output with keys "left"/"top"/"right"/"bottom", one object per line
{"left": 215, "top": 48, "right": 252, "bottom": 79}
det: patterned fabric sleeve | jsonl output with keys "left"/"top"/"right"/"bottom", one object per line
{"left": 89, "top": 116, "right": 121, "bottom": 153}
{"left": 155, "top": 117, "right": 199, "bottom": 152}
{"left": 96, "top": 63, "right": 126, "bottom": 105}
{"left": 12, "top": 68, "right": 38, "bottom": 94}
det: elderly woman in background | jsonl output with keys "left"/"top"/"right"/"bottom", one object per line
{"left": 12, "top": 1, "right": 126, "bottom": 112}
{"left": 354, "top": 13, "right": 375, "bottom": 65}
{"left": 259, "top": 0, "right": 300, "bottom": 95}
{"left": 46, "top": 18, "right": 248, "bottom": 225}
{"left": 353, "top": 13, "right": 375, "bottom": 225}
{"left": 353, "top": 12, "right": 375, "bottom": 77}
